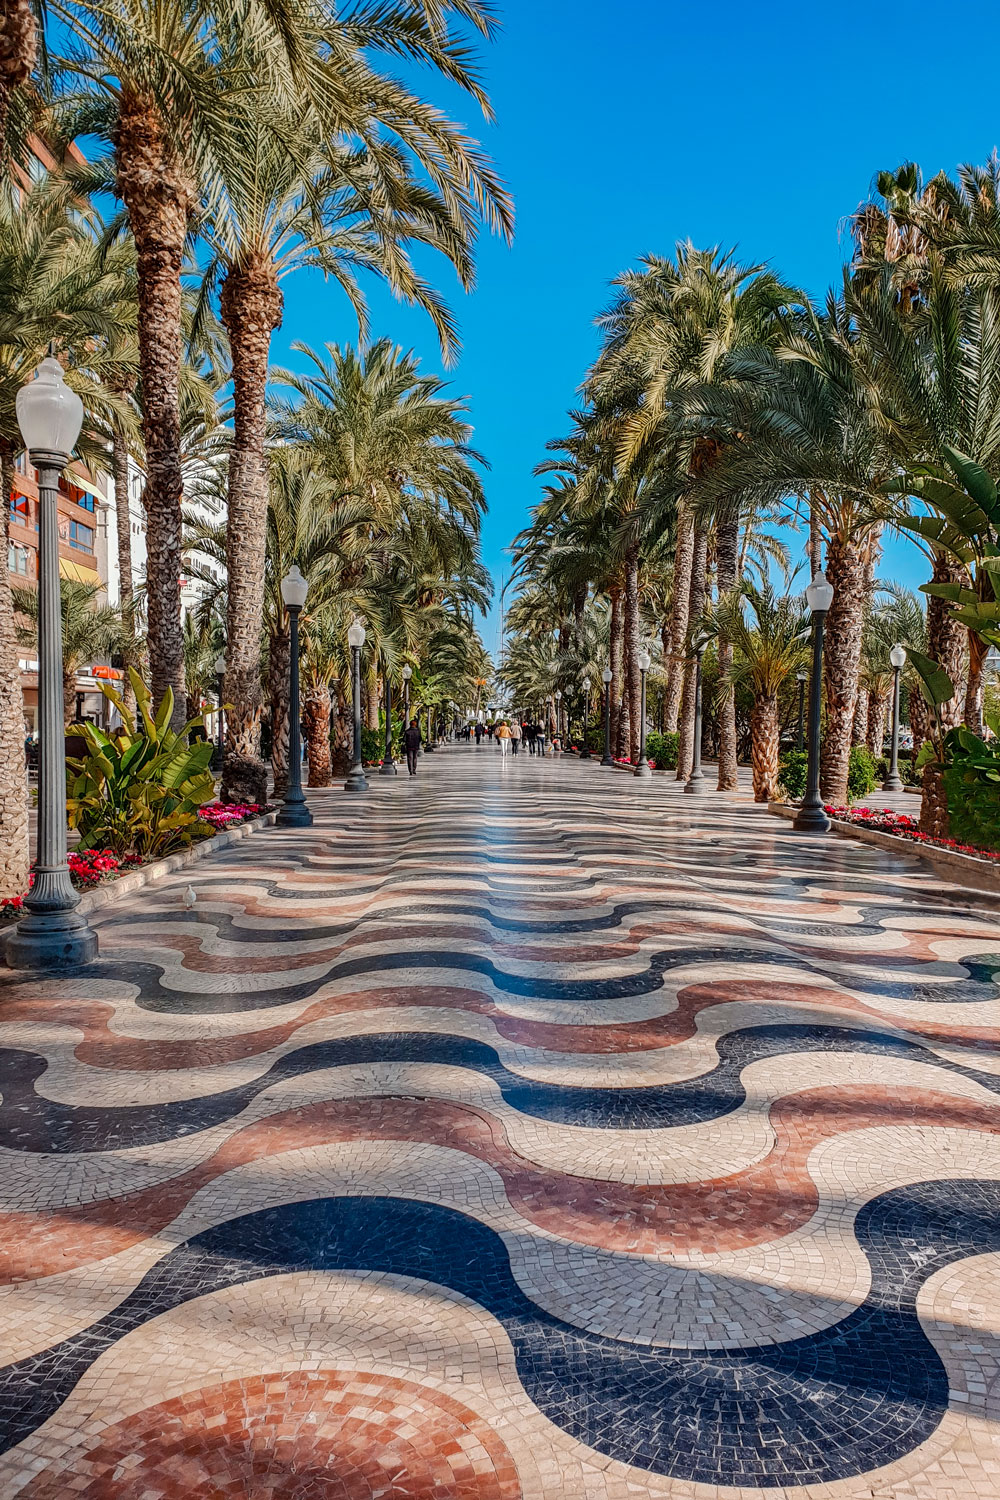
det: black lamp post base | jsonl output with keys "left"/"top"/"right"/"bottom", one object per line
{"left": 600, "top": 756, "right": 615, "bottom": 767}
{"left": 683, "top": 772, "right": 705, "bottom": 794}
{"left": 882, "top": 774, "right": 903, "bottom": 792}
{"left": 380, "top": 761, "right": 398, "bottom": 776}
{"left": 633, "top": 762, "right": 653, "bottom": 780}
{"left": 792, "top": 802, "right": 832, "bottom": 833}
{"left": 5, "top": 909, "right": 99, "bottom": 970}
{"left": 424, "top": 743, "right": 436, "bottom": 752}
{"left": 344, "top": 768, "right": 369, "bottom": 793}
{"left": 276, "top": 798, "right": 313, "bottom": 828}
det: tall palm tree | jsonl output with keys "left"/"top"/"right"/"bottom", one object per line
{"left": 13, "top": 578, "right": 124, "bottom": 720}
{"left": 714, "top": 582, "right": 810, "bottom": 802}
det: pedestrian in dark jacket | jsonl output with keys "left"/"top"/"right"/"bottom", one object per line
{"left": 404, "top": 718, "right": 422, "bottom": 776}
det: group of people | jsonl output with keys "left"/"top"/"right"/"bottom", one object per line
{"left": 491, "top": 719, "right": 549, "bottom": 757}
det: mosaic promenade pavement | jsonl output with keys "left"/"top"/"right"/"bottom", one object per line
{"left": 3, "top": 746, "right": 1000, "bottom": 1497}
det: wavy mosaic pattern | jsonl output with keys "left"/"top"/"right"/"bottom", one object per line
{"left": 3, "top": 750, "right": 1000, "bottom": 1497}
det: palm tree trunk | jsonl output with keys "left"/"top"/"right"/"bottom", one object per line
{"left": 920, "top": 552, "right": 966, "bottom": 836}
{"left": 715, "top": 514, "right": 739, "bottom": 790}
{"left": 116, "top": 95, "right": 191, "bottom": 732}
{"left": 0, "top": 0, "right": 36, "bottom": 153}
{"left": 819, "top": 533, "right": 865, "bottom": 805}
{"left": 664, "top": 501, "right": 694, "bottom": 732}
{"left": 366, "top": 674, "right": 379, "bottom": 732}
{"left": 808, "top": 501, "right": 823, "bottom": 578}
{"left": 304, "top": 684, "right": 332, "bottom": 786}
{"left": 111, "top": 418, "right": 136, "bottom": 715}
{"left": 0, "top": 445, "right": 28, "bottom": 899}
{"left": 965, "top": 628, "right": 988, "bottom": 738}
{"left": 609, "top": 583, "right": 626, "bottom": 757}
{"left": 852, "top": 687, "right": 869, "bottom": 745}
{"left": 269, "top": 623, "right": 290, "bottom": 798}
{"left": 623, "top": 544, "right": 641, "bottom": 761}
{"left": 677, "top": 525, "right": 707, "bottom": 781}
{"left": 331, "top": 680, "right": 352, "bottom": 774}
{"left": 219, "top": 261, "right": 283, "bottom": 806}
{"left": 866, "top": 693, "right": 888, "bottom": 758}
{"left": 750, "top": 693, "right": 780, "bottom": 802}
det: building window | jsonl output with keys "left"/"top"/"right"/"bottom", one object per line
{"left": 9, "top": 495, "right": 30, "bottom": 526}
{"left": 7, "top": 545, "right": 29, "bottom": 575}
{"left": 76, "top": 491, "right": 96, "bottom": 512}
{"left": 68, "top": 520, "right": 94, "bottom": 553}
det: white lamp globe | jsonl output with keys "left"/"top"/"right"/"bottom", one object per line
{"left": 280, "top": 564, "right": 308, "bottom": 610}
{"left": 347, "top": 619, "right": 366, "bottom": 650}
{"left": 554, "top": 689, "right": 562, "bottom": 701}
{"left": 214, "top": 654, "right": 226, "bottom": 676}
{"left": 402, "top": 664, "right": 412, "bottom": 681}
{"left": 582, "top": 676, "right": 590, "bottom": 691}
{"left": 890, "top": 643, "right": 907, "bottom": 670}
{"left": 805, "top": 571, "right": 835, "bottom": 614}
{"left": 602, "top": 667, "right": 612, "bottom": 684}
{"left": 17, "top": 355, "right": 84, "bottom": 457}
{"left": 638, "top": 649, "right": 651, "bottom": 672}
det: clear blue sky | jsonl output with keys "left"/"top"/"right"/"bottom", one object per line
{"left": 278, "top": 0, "right": 1000, "bottom": 654}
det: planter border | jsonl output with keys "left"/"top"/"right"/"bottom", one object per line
{"left": 768, "top": 800, "right": 1000, "bottom": 900}
{"left": 70, "top": 811, "right": 278, "bottom": 916}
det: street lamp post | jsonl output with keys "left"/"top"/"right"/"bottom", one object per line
{"left": 579, "top": 676, "right": 591, "bottom": 757}
{"left": 795, "top": 669, "right": 808, "bottom": 752}
{"left": 883, "top": 643, "right": 907, "bottom": 791}
{"left": 424, "top": 702, "right": 436, "bottom": 750}
{"left": 380, "top": 670, "right": 397, "bottom": 776}
{"left": 684, "top": 633, "right": 710, "bottom": 794}
{"left": 634, "top": 649, "right": 652, "bottom": 780}
{"left": 601, "top": 667, "right": 613, "bottom": 766}
{"left": 275, "top": 566, "right": 312, "bottom": 828}
{"left": 344, "top": 619, "right": 369, "bottom": 793}
{"left": 5, "top": 355, "right": 98, "bottom": 970}
{"left": 402, "top": 664, "right": 412, "bottom": 733}
{"left": 793, "top": 571, "right": 835, "bottom": 833}
{"left": 213, "top": 653, "right": 226, "bottom": 772}
{"left": 554, "top": 689, "right": 563, "bottom": 746}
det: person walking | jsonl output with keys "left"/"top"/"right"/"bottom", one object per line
{"left": 403, "top": 717, "right": 422, "bottom": 776}
{"left": 496, "top": 720, "right": 512, "bottom": 758}
{"left": 522, "top": 721, "right": 535, "bottom": 756}
{"left": 509, "top": 719, "right": 522, "bottom": 756}
{"left": 475, "top": 721, "right": 484, "bottom": 746}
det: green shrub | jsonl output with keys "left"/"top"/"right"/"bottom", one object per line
{"left": 941, "top": 724, "right": 1000, "bottom": 851}
{"left": 66, "top": 670, "right": 216, "bottom": 860}
{"left": 778, "top": 749, "right": 808, "bottom": 800}
{"left": 847, "top": 745, "right": 879, "bottom": 802}
{"left": 644, "top": 731, "right": 678, "bottom": 770}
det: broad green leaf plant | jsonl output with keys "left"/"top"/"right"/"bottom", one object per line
{"left": 66, "top": 669, "right": 217, "bottom": 860}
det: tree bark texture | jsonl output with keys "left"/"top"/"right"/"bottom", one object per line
{"left": 116, "top": 94, "right": 190, "bottom": 732}
{"left": 715, "top": 514, "right": 739, "bottom": 790}
{"left": 965, "top": 628, "right": 988, "bottom": 739}
{"left": 0, "top": 0, "right": 36, "bottom": 156}
{"left": 664, "top": 503, "right": 694, "bottom": 732}
{"left": 268, "top": 623, "right": 290, "bottom": 799}
{"left": 919, "top": 553, "right": 967, "bottom": 837}
{"left": 0, "top": 445, "right": 28, "bottom": 898}
{"left": 908, "top": 680, "right": 928, "bottom": 757}
{"left": 605, "top": 579, "right": 620, "bottom": 756}
{"left": 366, "top": 674, "right": 379, "bottom": 732}
{"left": 331, "top": 681, "right": 352, "bottom": 774}
{"left": 623, "top": 544, "right": 640, "bottom": 762}
{"left": 866, "top": 693, "right": 888, "bottom": 758}
{"left": 304, "top": 684, "right": 332, "bottom": 787}
{"left": 852, "top": 687, "right": 869, "bottom": 746}
{"left": 819, "top": 535, "right": 865, "bottom": 805}
{"left": 750, "top": 694, "right": 780, "bottom": 803}
{"left": 220, "top": 261, "right": 283, "bottom": 800}
{"left": 677, "top": 525, "right": 707, "bottom": 781}
{"left": 111, "top": 420, "right": 136, "bottom": 714}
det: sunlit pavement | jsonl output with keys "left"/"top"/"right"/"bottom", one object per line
{"left": 2, "top": 744, "right": 1000, "bottom": 1497}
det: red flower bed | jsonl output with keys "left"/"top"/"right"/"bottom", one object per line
{"left": 198, "top": 801, "right": 266, "bottom": 831}
{"left": 825, "top": 805, "right": 1000, "bottom": 863}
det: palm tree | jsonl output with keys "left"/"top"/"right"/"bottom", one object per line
{"left": 714, "top": 582, "right": 810, "bottom": 802}
{"left": 13, "top": 578, "right": 123, "bottom": 720}
{"left": 56, "top": 0, "right": 509, "bottom": 736}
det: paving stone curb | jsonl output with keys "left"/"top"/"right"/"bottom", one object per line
{"left": 768, "top": 799, "right": 1000, "bottom": 900}
{"left": 74, "top": 812, "right": 279, "bottom": 915}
